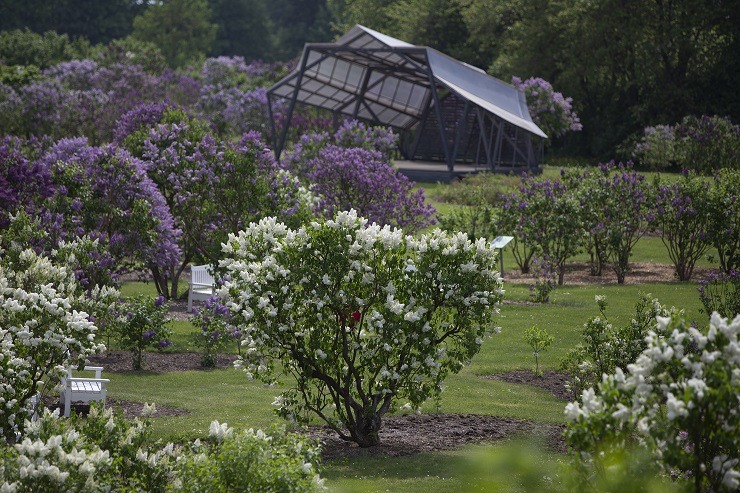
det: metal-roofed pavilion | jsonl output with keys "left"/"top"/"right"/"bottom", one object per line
{"left": 267, "top": 25, "right": 547, "bottom": 172}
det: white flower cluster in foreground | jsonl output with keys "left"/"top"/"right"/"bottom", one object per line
{"left": 566, "top": 312, "right": 740, "bottom": 491}
{"left": 1, "top": 242, "right": 107, "bottom": 440}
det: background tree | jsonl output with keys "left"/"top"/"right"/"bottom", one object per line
{"left": 132, "top": 0, "right": 217, "bottom": 68}
{"left": 0, "top": 0, "right": 144, "bottom": 45}
{"left": 208, "top": 0, "right": 274, "bottom": 60}
{"left": 266, "top": 0, "right": 334, "bottom": 60}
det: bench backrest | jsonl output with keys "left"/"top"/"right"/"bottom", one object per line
{"left": 191, "top": 265, "right": 215, "bottom": 286}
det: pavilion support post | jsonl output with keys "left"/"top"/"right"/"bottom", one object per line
{"left": 267, "top": 92, "right": 278, "bottom": 153}
{"left": 425, "top": 70, "right": 452, "bottom": 171}
{"left": 410, "top": 97, "right": 433, "bottom": 160}
{"left": 450, "top": 100, "right": 470, "bottom": 166}
{"left": 475, "top": 109, "right": 492, "bottom": 167}
{"left": 493, "top": 117, "right": 505, "bottom": 170}
{"left": 274, "top": 49, "right": 311, "bottom": 161}
{"left": 353, "top": 68, "right": 373, "bottom": 119}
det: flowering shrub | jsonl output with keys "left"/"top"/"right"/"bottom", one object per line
{"left": 565, "top": 311, "right": 740, "bottom": 492}
{"left": 284, "top": 122, "right": 434, "bottom": 233}
{"left": 708, "top": 169, "right": 740, "bottom": 273}
{"left": 523, "top": 325, "right": 554, "bottom": 376}
{"left": 631, "top": 115, "right": 739, "bottom": 174}
{"left": 334, "top": 120, "right": 398, "bottom": 162}
{"left": 631, "top": 124, "right": 680, "bottom": 170}
{"left": 125, "top": 109, "right": 313, "bottom": 298}
{"left": 113, "top": 295, "right": 172, "bottom": 370}
{"left": 675, "top": 115, "right": 739, "bottom": 174}
{"left": 577, "top": 162, "right": 653, "bottom": 283}
{"left": 698, "top": 271, "right": 740, "bottom": 320}
{"left": 172, "top": 421, "right": 324, "bottom": 492}
{"left": 653, "top": 172, "right": 712, "bottom": 281}
{"left": 0, "top": 136, "right": 54, "bottom": 228}
{"left": 305, "top": 145, "right": 436, "bottom": 232}
{"left": 190, "top": 296, "right": 239, "bottom": 368}
{"left": 220, "top": 210, "right": 504, "bottom": 447}
{"left": 499, "top": 175, "right": 583, "bottom": 283}
{"left": 560, "top": 294, "right": 678, "bottom": 399}
{"left": 0, "top": 221, "right": 107, "bottom": 441}
{"left": 1, "top": 405, "right": 325, "bottom": 492}
{"left": 511, "top": 76, "right": 582, "bottom": 139}
{"left": 529, "top": 255, "right": 557, "bottom": 302}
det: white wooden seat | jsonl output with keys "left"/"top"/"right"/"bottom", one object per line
{"left": 188, "top": 264, "right": 216, "bottom": 312}
{"left": 60, "top": 366, "right": 110, "bottom": 417}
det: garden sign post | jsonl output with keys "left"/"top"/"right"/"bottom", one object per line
{"left": 490, "top": 236, "right": 514, "bottom": 277}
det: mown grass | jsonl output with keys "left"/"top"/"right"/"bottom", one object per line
{"left": 111, "top": 278, "right": 705, "bottom": 491}
{"left": 109, "top": 169, "right": 714, "bottom": 491}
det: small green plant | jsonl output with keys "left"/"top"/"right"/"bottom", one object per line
{"left": 189, "top": 295, "right": 240, "bottom": 368}
{"left": 697, "top": 271, "right": 740, "bottom": 320}
{"left": 522, "top": 325, "right": 554, "bottom": 376}
{"left": 114, "top": 294, "right": 172, "bottom": 370}
{"left": 529, "top": 255, "right": 557, "bottom": 303}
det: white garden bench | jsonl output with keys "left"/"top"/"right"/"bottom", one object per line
{"left": 60, "top": 366, "right": 110, "bottom": 417}
{"left": 188, "top": 264, "right": 216, "bottom": 312}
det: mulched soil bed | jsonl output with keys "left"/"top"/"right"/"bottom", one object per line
{"left": 306, "top": 414, "right": 566, "bottom": 460}
{"left": 484, "top": 370, "right": 572, "bottom": 401}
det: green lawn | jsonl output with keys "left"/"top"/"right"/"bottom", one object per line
{"left": 109, "top": 169, "right": 715, "bottom": 491}
{"left": 111, "top": 277, "right": 705, "bottom": 492}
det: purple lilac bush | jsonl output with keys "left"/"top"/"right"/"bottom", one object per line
{"left": 654, "top": 172, "right": 712, "bottom": 281}
{"left": 305, "top": 144, "right": 435, "bottom": 232}
{"left": 512, "top": 76, "right": 582, "bottom": 139}
{"left": 37, "top": 137, "right": 181, "bottom": 275}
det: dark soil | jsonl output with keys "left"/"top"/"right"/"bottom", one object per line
{"left": 484, "top": 370, "right": 572, "bottom": 401}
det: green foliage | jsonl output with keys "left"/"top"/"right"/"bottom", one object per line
{"left": 565, "top": 312, "right": 740, "bottom": 492}
{"left": 189, "top": 296, "right": 239, "bottom": 368}
{"left": 172, "top": 422, "right": 325, "bottom": 492}
{"left": 708, "top": 169, "right": 740, "bottom": 273}
{"left": 222, "top": 210, "right": 504, "bottom": 447}
{"left": 697, "top": 272, "right": 740, "bottom": 321}
{"left": 654, "top": 172, "right": 713, "bottom": 281}
{"left": 208, "top": 0, "right": 275, "bottom": 60}
{"left": 522, "top": 325, "right": 553, "bottom": 376}
{"left": 0, "top": 28, "right": 91, "bottom": 68}
{"left": 1, "top": 405, "right": 325, "bottom": 492}
{"left": 114, "top": 295, "right": 172, "bottom": 370}
{"left": 560, "top": 293, "right": 679, "bottom": 399}
{"left": 132, "top": 0, "right": 217, "bottom": 68}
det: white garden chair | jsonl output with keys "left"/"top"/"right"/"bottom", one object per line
{"left": 188, "top": 264, "right": 216, "bottom": 312}
{"left": 60, "top": 366, "right": 109, "bottom": 417}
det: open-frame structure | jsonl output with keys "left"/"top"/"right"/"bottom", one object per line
{"left": 267, "top": 25, "right": 547, "bottom": 173}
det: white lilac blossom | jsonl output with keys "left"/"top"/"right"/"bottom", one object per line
{"left": 566, "top": 312, "right": 739, "bottom": 491}
{"left": 219, "top": 210, "right": 504, "bottom": 447}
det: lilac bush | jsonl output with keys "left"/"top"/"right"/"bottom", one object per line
{"left": 190, "top": 296, "right": 239, "bottom": 367}
{"left": 305, "top": 145, "right": 435, "bottom": 232}
{"left": 708, "top": 169, "right": 740, "bottom": 273}
{"left": 334, "top": 119, "right": 398, "bottom": 162}
{"left": 512, "top": 76, "right": 582, "bottom": 139}
{"left": 631, "top": 115, "right": 739, "bottom": 173}
{"left": 698, "top": 271, "right": 740, "bottom": 320}
{"left": 220, "top": 210, "right": 504, "bottom": 447}
{"left": 126, "top": 109, "right": 313, "bottom": 298}
{"left": 37, "top": 137, "right": 181, "bottom": 277}
{"left": 577, "top": 162, "right": 653, "bottom": 283}
{"left": 113, "top": 295, "right": 172, "bottom": 370}
{"left": 0, "top": 136, "right": 54, "bottom": 228}
{"left": 502, "top": 175, "right": 583, "bottom": 284}
{"left": 653, "top": 172, "right": 712, "bottom": 281}
{"left": 565, "top": 311, "right": 739, "bottom": 492}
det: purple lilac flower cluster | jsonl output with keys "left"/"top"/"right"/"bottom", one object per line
{"left": 512, "top": 76, "right": 582, "bottom": 139}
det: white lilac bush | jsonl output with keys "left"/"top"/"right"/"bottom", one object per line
{"left": 220, "top": 210, "right": 504, "bottom": 447}
{"left": 0, "top": 405, "right": 325, "bottom": 492}
{"left": 0, "top": 219, "right": 109, "bottom": 442}
{"left": 565, "top": 312, "right": 740, "bottom": 492}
